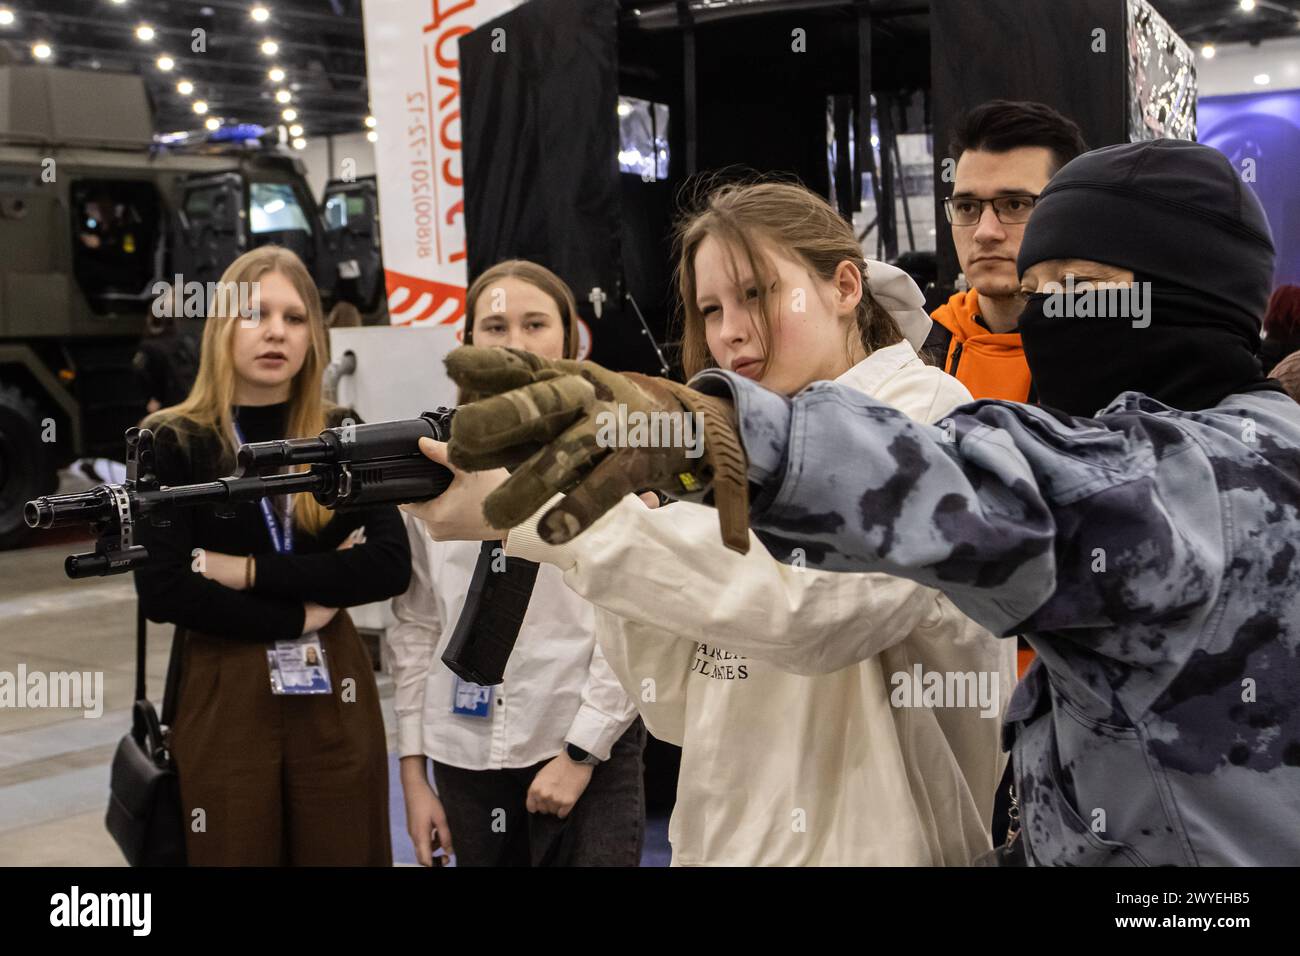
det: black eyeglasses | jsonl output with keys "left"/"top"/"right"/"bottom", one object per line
{"left": 943, "top": 194, "right": 1039, "bottom": 226}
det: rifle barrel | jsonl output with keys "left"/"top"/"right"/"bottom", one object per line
{"left": 25, "top": 471, "right": 326, "bottom": 531}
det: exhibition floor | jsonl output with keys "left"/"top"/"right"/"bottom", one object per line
{"left": 0, "top": 471, "right": 672, "bottom": 867}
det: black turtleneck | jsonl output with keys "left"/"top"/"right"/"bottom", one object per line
{"left": 132, "top": 402, "right": 412, "bottom": 642}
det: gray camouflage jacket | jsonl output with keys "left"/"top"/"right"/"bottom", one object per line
{"left": 690, "top": 369, "right": 1300, "bottom": 866}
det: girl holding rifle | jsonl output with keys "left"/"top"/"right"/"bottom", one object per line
{"left": 409, "top": 183, "right": 1016, "bottom": 865}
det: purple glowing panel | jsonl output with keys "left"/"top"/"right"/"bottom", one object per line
{"left": 1201, "top": 90, "right": 1300, "bottom": 287}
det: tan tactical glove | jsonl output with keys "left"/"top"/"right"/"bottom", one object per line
{"left": 445, "top": 346, "right": 750, "bottom": 553}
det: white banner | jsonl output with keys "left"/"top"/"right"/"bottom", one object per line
{"left": 362, "top": 0, "right": 522, "bottom": 343}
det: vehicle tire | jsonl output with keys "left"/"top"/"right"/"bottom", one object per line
{"left": 0, "top": 384, "right": 58, "bottom": 550}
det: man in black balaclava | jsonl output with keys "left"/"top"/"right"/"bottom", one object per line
{"left": 429, "top": 137, "right": 1300, "bottom": 865}
{"left": 1015, "top": 138, "right": 1282, "bottom": 417}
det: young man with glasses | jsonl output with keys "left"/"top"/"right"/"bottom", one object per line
{"left": 927, "top": 104, "right": 1089, "bottom": 814}
{"left": 925, "top": 101, "right": 1088, "bottom": 402}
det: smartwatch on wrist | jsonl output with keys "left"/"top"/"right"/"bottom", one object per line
{"left": 564, "top": 742, "right": 601, "bottom": 766}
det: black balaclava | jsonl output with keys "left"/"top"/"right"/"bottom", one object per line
{"left": 1015, "top": 138, "right": 1281, "bottom": 417}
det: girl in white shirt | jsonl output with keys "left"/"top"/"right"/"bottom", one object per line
{"left": 388, "top": 260, "right": 644, "bottom": 867}
{"left": 412, "top": 184, "right": 1017, "bottom": 865}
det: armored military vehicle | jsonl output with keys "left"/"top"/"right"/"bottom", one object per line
{"left": 0, "top": 64, "right": 382, "bottom": 547}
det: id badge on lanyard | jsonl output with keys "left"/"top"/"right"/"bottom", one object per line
{"left": 267, "top": 636, "right": 332, "bottom": 695}
{"left": 235, "top": 419, "right": 331, "bottom": 695}
{"left": 451, "top": 676, "right": 492, "bottom": 718}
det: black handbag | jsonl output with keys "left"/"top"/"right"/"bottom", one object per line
{"left": 105, "top": 601, "right": 186, "bottom": 866}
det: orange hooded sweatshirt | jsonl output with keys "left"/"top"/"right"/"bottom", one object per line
{"left": 930, "top": 290, "right": 1033, "bottom": 403}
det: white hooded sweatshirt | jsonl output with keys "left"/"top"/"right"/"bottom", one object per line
{"left": 505, "top": 341, "right": 1018, "bottom": 865}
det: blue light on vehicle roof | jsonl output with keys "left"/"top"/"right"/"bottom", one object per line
{"left": 209, "top": 124, "right": 266, "bottom": 143}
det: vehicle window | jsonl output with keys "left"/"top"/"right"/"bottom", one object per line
{"left": 250, "top": 182, "right": 310, "bottom": 234}
{"left": 183, "top": 186, "right": 224, "bottom": 220}
{"left": 323, "top": 193, "right": 369, "bottom": 231}
{"left": 70, "top": 178, "right": 162, "bottom": 313}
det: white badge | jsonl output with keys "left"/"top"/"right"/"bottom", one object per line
{"left": 450, "top": 675, "right": 492, "bottom": 718}
{"left": 268, "top": 633, "right": 332, "bottom": 695}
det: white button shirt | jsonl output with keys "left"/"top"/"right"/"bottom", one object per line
{"left": 388, "top": 514, "right": 637, "bottom": 769}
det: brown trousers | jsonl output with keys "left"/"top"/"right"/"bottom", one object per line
{"left": 171, "top": 610, "right": 392, "bottom": 866}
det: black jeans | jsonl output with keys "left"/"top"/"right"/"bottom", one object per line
{"left": 433, "top": 720, "right": 647, "bottom": 866}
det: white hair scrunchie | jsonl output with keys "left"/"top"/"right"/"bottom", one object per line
{"left": 862, "top": 259, "right": 932, "bottom": 350}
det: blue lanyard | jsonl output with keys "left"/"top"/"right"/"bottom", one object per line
{"left": 232, "top": 420, "right": 293, "bottom": 554}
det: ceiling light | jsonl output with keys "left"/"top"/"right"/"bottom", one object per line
{"left": 366, "top": 130, "right": 377, "bottom": 143}
{"left": 193, "top": 100, "right": 209, "bottom": 114}
{"left": 32, "top": 41, "right": 52, "bottom": 60}
{"left": 156, "top": 55, "right": 174, "bottom": 71}
{"left": 177, "top": 79, "right": 193, "bottom": 95}
{"left": 0, "top": 9, "right": 15, "bottom": 27}
{"left": 292, "top": 137, "right": 306, "bottom": 150}
{"left": 275, "top": 89, "right": 291, "bottom": 104}
{"left": 364, "top": 114, "right": 376, "bottom": 128}
{"left": 1254, "top": 73, "right": 1270, "bottom": 85}
{"left": 260, "top": 39, "right": 278, "bottom": 56}
{"left": 1239, "top": 0, "right": 1256, "bottom": 11}
{"left": 288, "top": 123, "right": 303, "bottom": 137}
{"left": 281, "top": 107, "right": 297, "bottom": 121}
{"left": 135, "top": 24, "right": 155, "bottom": 42}
{"left": 1200, "top": 44, "right": 1215, "bottom": 59}
{"left": 205, "top": 117, "right": 221, "bottom": 131}
{"left": 250, "top": 5, "right": 270, "bottom": 22}
{"left": 268, "top": 66, "right": 285, "bottom": 82}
